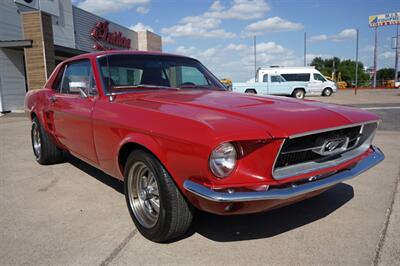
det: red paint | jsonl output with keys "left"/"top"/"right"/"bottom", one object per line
{"left": 91, "top": 21, "right": 131, "bottom": 50}
{"left": 25, "top": 51, "right": 380, "bottom": 215}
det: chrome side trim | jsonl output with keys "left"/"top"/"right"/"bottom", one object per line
{"left": 183, "top": 146, "right": 384, "bottom": 202}
{"left": 288, "top": 120, "right": 380, "bottom": 139}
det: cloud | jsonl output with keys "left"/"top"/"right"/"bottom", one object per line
{"left": 331, "top": 29, "right": 357, "bottom": 41}
{"left": 175, "top": 46, "right": 197, "bottom": 56}
{"left": 226, "top": 43, "right": 247, "bottom": 51}
{"left": 380, "top": 51, "right": 395, "bottom": 59}
{"left": 310, "top": 34, "right": 328, "bottom": 41}
{"left": 129, "top": 22, "right": 154, "bottom": 32}
{"left": 161, "top": 16, "right": 236, "bottom": 39}
{"left": 162, "top": 0, "right": 269, "bottom": 40}
{"left": 210, "top": 1, "right": 224, "bottom": 11}
{"left": 243, "top": 16, "right": 303, "bottom": 35}
{"left": 205, "top": 0, "right": 270, "bottom": 20}
{"left": 173, "top": 41, "right": 301, "bottom": 82}
{"left": 256, "top": 41, "right": 290, "bottom": 54}
{"left": 136, "top": 6, "right": 149, "bottom": 14}
{"left": 310, "top": 29, "right": 357, "bottom": 42}
{"left": 77, "top": 0, "right": 150, "bottom": 15}
{"left": 162, "top": 36, "right": 175, "bottom": 45}
{"left": 199, "top": 48, "right": 218, "bottom": 58}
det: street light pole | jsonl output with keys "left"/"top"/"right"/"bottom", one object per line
{"left": 355, "top": 29, "right": 359, "bottom": 95}
{"left": 304, "top": 32, "right": 307, "bottom": 66}
{"left": 254, "top": 35, "right": 257, "bottom": 81}
{"left": 373, "top": 27, "right": 378, "bottom": 88}
{"left": 395, "top": 24, "right": 399, "bottom": 84}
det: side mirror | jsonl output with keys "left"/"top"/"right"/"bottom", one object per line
{"left": 69, "top": 81, "right": 88, "bottom": 98}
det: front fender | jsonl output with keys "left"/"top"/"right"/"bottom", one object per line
{"left": 116, "top": 133, "right": 173, "bottom": 179}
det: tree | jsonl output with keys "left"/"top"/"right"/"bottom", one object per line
{"left": 310, "top": 57, "right": 369, "bottom": 85}
{"left": 376, "top": 68, "right": 395, "bottom": 80}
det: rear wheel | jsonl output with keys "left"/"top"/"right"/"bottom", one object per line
{"left": 245, "top": 89, "right": 257, "bottom": 94}
{"left": 31, "top": 117, "right": 63, "bottom": 165}
{"left": 292, "top": 88, "right": 305, "bottom": 99}
{"left": 322, "top": 87, "right": 333, "bottom": 96}
{"left": 124, "top": 150, "right": 193, "bottom": 242}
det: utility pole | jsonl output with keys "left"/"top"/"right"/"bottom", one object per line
{"left": 304, "top": 32, "right": 307, "bottom": 66}
{"left": 373, "top": 27, "right": 378, "bottom": 88}
{"left": 395, "top": 24, "right": 399, "bottom": 84}
{"left": 355, "top": 29, "right": 359, "bottom": 95}
{"left": 254, "top": 35, "right": 257, "bottom": 81}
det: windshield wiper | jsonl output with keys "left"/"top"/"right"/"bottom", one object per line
{"left": 112, "top": 84, "right": 176, "bottom": 91}
{"left": 177, "top": 84, "right": 213, "bottom": 90}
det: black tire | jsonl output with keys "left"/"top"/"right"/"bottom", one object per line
{"left": 322, "top": 87, "right": 333, "bottom": 96}
{"left": 124, "top": 149, "right": 193, "bottom": 242}
{"left": 245, "top": 89, "right": 257, "bottom": 94}
{"left": 292, "top": 88, "right": 305, "bottom": 99}
{"left": 31, "top": 117, "right": 64, "bottom": 165}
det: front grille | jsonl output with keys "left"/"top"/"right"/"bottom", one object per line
{"left": 275, "top": 150, "right": 323, "bottom": 168}
{"left": 273, "top": 122, "right": 377, "bottom": 175}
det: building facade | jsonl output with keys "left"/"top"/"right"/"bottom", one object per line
{"left": 0, "top": 0, "right": 162, "bottom": 112}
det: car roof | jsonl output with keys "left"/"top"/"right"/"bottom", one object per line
{"left": 63, "top": 50, "right": 192, "bottom": 63}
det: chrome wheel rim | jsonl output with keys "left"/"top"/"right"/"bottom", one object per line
{"left": 32, "top": 123, "right": 41, "bottom": 158}
{"left": 127, "top": 162, "right": 160, "bottom": 228}
{"left": 296, "top": 91, "right": 304, "bottom": 99}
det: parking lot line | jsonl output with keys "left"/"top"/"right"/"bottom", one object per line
{"left": 361, "top": 106, "right": 400, "bottom": 110}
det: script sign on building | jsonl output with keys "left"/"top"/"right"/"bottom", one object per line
{"left": 369, "top": 12, "right": 400, "bottom": 28}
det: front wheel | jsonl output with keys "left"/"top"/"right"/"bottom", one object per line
{"left": 292, "top": 88, "right": 305, "bottom": 99}
{"left": 322, "top": 87, "right": 333, "bottom": 96}
{"left": 124, "top": 150, "right": 193, "bottom": 242}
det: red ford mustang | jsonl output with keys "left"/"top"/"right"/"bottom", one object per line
{"left": 25, "top": 51, "right": 384, "bottom": 242}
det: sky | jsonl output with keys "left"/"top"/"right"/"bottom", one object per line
{"left": 72, "top": 0, "right": 399, "bottom": 81}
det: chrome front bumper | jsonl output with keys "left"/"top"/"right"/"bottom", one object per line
{"left": 183, "top": 146, "right": 384, "bottom": 203}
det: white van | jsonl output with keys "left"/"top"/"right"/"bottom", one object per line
{"left": 257, "top": 66, "right": 338, "bottom": 96}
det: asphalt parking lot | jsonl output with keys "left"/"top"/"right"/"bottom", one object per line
{"left": 0, "top": 89, "right": 399, "bottom": 265}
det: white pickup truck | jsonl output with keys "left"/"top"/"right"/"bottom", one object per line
{"left": 232, "top": 67, "right": 337, "bottom": 99}
{"left": 232, "top": 74, "right": 308, "bottom": 99}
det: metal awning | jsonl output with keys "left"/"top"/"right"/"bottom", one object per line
{"left": 0, "top": 40, "right": 32, "bottom": 49}
{"left": 54, "top": 45, "right": 87, "bottom": 58}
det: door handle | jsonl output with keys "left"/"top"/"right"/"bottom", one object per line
{"left": 49, "top": 96, "right": 57, "bottom": 103}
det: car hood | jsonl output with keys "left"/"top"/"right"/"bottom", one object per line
{"left": 119, "top": 90, "right": 378, "bottom": 139}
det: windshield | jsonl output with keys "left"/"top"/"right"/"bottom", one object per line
{"left": 97, "top": 54, "right": 226, "bottom": 94}
{"left": 313, "top": 73, "right": 327, "bottom": 82}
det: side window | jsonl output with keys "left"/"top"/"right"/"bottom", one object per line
{"left": 281, "top": 73, "right": 310, "bottom": 82}
{"left": 61, "top": 60, "right": 92, "bottom": 95}
{"left": 166, "top": 66, "right": 209, "bottom": 87}
{"left": 271, "top": 75, "right": 283, "bottom": 83}
{"left": 313, "top": 73, "right": 326, "bottom": 82}
{"left": 262, "top": 74, "right": 268, "bottom": 82}
{"left": 52, "top": 66, "right": 65, "bottom": 92}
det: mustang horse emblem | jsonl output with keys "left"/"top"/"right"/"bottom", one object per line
{"left": 314, "top": 137, "right": 350, "bottom": 156}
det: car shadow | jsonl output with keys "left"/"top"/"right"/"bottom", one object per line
{"left": 191, "top": 183, "right": 354, "bottom": 242}
{"left": 66, "top": 154, "right": 354, "bottom": 243}
{"left": 67, "top": 155, "right": 124, "bottom": 195}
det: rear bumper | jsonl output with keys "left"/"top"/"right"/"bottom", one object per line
{"left": 183, "top": 146, "right": 384, "bottom": 203}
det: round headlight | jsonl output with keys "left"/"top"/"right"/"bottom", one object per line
{"left": 209, "top": 142, "right": 237, "bottom": 178}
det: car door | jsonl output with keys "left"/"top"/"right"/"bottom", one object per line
{"left": 268, "top": 75, "right": 287, "bottom": 95}
{"left": 308, "top": 73, "right": 326, "bottom": 94}
{"left": 48, "top": 60, "right": 99, "bottom": 164}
